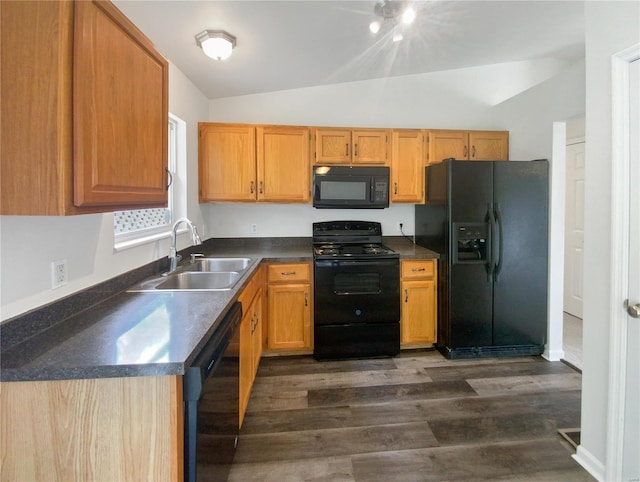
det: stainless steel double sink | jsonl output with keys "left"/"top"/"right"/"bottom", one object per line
{"left": 128, "top": 257, "right": 256, "bottom": 292}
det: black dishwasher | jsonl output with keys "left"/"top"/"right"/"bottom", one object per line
{"left": 184, "top": 302, "right": 242, "bottom": 482}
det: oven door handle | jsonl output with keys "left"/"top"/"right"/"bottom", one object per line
{"left": 315, "top": 259, "right": 399, "bottom": 268}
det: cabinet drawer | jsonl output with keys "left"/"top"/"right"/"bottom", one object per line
{"left": 267, "top": 263, "right": 311, "bottom": 283}
{"left": 401, "top": 260, "right": 436, "bottom": 279}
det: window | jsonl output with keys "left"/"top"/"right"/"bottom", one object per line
{"left": 114, "top": 114, "right": 186, "bottom": 250}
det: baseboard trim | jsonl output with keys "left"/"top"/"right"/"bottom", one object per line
{"left": 573, "top": 445, "right": 605, "bottom": 482}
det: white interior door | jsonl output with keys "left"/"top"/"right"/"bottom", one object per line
{"left": 622, "top": 57, "right": 639, "bottom": 482}
{"left": 564, "top": 140, "right": 585, "bottom": 318}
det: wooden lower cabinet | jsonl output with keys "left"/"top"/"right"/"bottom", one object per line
{"left": 238, "top": 266, "right": 264, "bottom": 426}
{"left": 0, "top": 376, "right": 182, "bottom": 482}
{"left": 400, "top": 260, "right": 438, "bottom": 346}
{"left": 266, "top": 263, "right": 312, "bottom": 352}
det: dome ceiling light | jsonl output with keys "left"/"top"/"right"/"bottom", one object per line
{"left": 369, "top": 0, "right": 416, "bottom": 41}
{"left": 195, "top": 30, "right": 236, "bottom": 61}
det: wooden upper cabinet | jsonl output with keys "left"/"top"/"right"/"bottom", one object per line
{"left": 468, "top": 130, "right": 510, "bottom": 160}
{"left": 390, "top": 129, "right": 425, "bottom": 204}
{"left": 73, "top": 1, "right": 168, "bottom": 207}
{"left": 351, "top": 130, "right": 388, "bottom": 164}
{"left": 257, "top": 126, "right": 310, "bottom": 203}
{"left": 313, "top": 128, "right": 352, "bottom": 164}
{"left": 199, "top": 123, "right": 311, "bottom": 204}
{"left": 427, "top": 130, "right": 468, "bottom": 164}
{"left": 313, "top": 128, "right": 388, "bottom": 165}
{"left": 427, "top": 129, "right": 509, "bottom": 164}
{"left": 0, "top": 0, "right": 169, "bottom": 215}
{"left": 199, "top": 124, "right": 257, "bottom": 202}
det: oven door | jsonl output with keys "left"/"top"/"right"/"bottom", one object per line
{"left": 314, "top": 258, "right": 400, "bottom": 325}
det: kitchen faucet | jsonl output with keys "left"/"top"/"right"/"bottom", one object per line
{"left": 168, "top": 218, "right": 202, "bottom": 273}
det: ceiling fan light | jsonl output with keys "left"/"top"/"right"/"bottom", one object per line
{"left": 195, "top": 30, "right": 236, "bottom": 61}
{"left": 401, "top": 6, "right": 416, "bottom": 25}
{"left": 369, "top": 20, "right": 381, "bottom": 34}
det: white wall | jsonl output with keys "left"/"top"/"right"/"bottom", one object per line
{"left": 578, "top": 1, "right": 640, "bottom": 478}
{"left": 0, "top": 63, "right": 209, "bottom": 321}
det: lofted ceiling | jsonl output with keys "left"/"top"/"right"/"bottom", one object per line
{"left": 114, "top": 0, "right": 585, "bottom": 100}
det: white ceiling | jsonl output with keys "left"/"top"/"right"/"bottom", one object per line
{"left": 114, "top": 0, "right": 585, "bottom": 100}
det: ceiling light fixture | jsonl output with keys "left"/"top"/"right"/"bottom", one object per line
{"left": 195, "top": 30, "right": 236, "bottom": 61}
{"left": 368, "top": 0, "right": 417, "bottom": 40}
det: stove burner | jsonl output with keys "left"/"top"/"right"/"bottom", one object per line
{"left": 312, "top": 221, "right": 398, "bottom": 260}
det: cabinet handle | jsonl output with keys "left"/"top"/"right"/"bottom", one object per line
{"left": 412, "top": 267, "right": 426, "bottom": 272}
{"left": 464, "top": 145, "right": 468, "bottom": 158}
{"left": 394, "top": 182, "right": 398, "bottom": 195}
{"left": 259, "top": 181, "right": 263, "bottom": 194}
{"left": 165, "top": 168, "right": 173, "bottom": 190}
{"left": 472, "top": 145, "right": 476, "bottom": 158}
{"left": 305, "top": 292, "right": 309, "bottom": 306}
{"left": 281, "top": 271, "right": 296, "bottom": 276}
{"left": 345, "top": 144, "right": 349, "bottom": 156}
{"left": 250, "top": 181, "right": 254, "bottom": 194}
{"left": 404, "top": 289, "right": 409, "bottom": 303}
{"left": 355, "top": 143, "right": 359, "bottom": 157}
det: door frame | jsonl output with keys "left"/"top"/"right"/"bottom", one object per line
{"left": 604, "top": 42, "right": 640, "bottom": 482}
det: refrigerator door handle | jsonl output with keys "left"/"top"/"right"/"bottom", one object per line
{"left": 487, "top": 203, "right": 496, "bottom": 282}
{"left": 495, "top": 203, "right": 504, "bottom": 281}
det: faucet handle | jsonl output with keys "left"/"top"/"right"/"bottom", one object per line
{"left": 190, "top": 253, "right": 204, "bottom": 264}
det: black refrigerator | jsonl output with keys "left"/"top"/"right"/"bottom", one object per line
{"left": 415, "top": 159, "right": 549, "bottom": 359}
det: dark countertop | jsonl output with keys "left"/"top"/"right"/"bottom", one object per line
{"left": 0, "top": 236, "right": 437, "bottom": 382}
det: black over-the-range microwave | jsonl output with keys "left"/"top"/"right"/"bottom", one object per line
{"left": 312, "top": 166, "right": 390, "bottom": 209}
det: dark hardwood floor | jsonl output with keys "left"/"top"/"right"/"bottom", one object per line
{"left": 228, "top": 350, "right": 594, "bottom": 481}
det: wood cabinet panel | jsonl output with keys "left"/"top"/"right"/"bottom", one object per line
{"left": 390, "top": 129, "right": 425, "bottom": 203}
{"left": 400, "top": 259, "right": 438, "bottom": 347}
{"left": 73, "top": 0, "right": 168, "bottom": 207}
{"left": 0, "top": 376, "right": 182, "bottom": 481}
{"left": 257, "top": 126, "right": 310, "bottom": 202}
{"left": 468, "top": 130, "right": 510, "bottom": 160}
{"left": 314, "top": 128, "right": 352, "bottom": 164}
{"left": 198, "top": 124, "right": 256, "bottom": 202}
{"left": 427, "top": 130, "right": 468, "bottom": 164}
{"left": 313, "top": 128, "right": 388, "bottom": 165}
{"left": 352, "top": 130, "right": 388, "bottom": 164}
{"left": 238, "top": 266, "right": 264, "bottom": 426}
{"left": 401, "top": 259, "right": 436, "bottom": 279}
{"left": 427, "top": 129, "right": 509, "bottom": 164}
{"left": 266, "top": 262, "right": 312, "bottom": 352}
{"left": 268, "top": 283, "right": 311, "bottom": 351}
{"left": 401, "top": 279, "right": 437, "bottom": 345}
{"left": 1, "top": 0, "right": 168, "bottom": 214}
{"left": 267, "top": 263, "right": 311, "bottom": 283}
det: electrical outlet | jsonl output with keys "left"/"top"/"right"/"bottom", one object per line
{"left": 251, "top": 224, "right": 258, "bottom": 234}
{"left": 51, "top": 259, "right": 68, "bottom": 289}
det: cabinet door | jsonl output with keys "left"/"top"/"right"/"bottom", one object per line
{"left": 251, "top": 290, "right": 263, "bottom": 381}
{"left": 468, "top": 131, "right": 509, "bottom": 160}
{"left": 427, "top": 130, "right": 468, "bottom": 164}
{"left": 401, "top": 279, "right": 437, "bottom": 344}
{"left": 257, "top": 126, "right": 310, "bottom": 202}
{"left": 239, "top": 307, "right": 253, "bottom": 426}
{"left": 390, "top": 130, "right": 425, "bottom": 203}
{"left": 268, "top": 284, "right": 311, "bottom": 350}
{"left": 314, "top": 128, "right": 352, "bottom": 164}
{"left": 352, "top": 130, "right": 388, "bottom": 164}
{"left": 199, "top": 124, "right": 257, "bottom": 202}
{"left": 73, "top": 1, "right": 169, "bottom": 207}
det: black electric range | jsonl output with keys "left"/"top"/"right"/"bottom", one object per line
{"left": 312, "top": 221, "right": 400, "bottom": 359}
